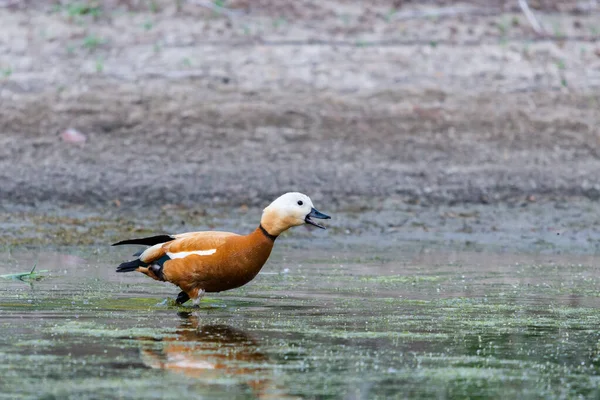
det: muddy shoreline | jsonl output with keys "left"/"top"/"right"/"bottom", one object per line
{"left": 2, "top": 196, "right": 599, "bottom": 258}
{"left": 2, "top": 2, "right": 600, "bottom": 254}
{"left": 2, "top": 3, "right": 600, "bottom": 210}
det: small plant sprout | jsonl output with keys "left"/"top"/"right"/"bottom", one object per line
{"left": 96, "top": 57, "right": 104, "bottom": 73}
{"left": 149, "top": 1, "right": 159, "bottom": 13}
{"left": 0, "top": 263, "right": 48, "bottom": 282}
{"left": 553, "top": 22, "right": 564, "bottom": 38}
{"left": 82, "top": 35, "right": 106, "bottom": 51}
{"left": 66, "top": 3, "right": 102, "bottom": 17}
{"left": 385, "top": 9, "right": 396, "bottom": 22}
{"left": 497, "top": 19, "right": 508, "bottom": 36}
{"left": 273, "top": 18, "right": 286, "bottom": 29}
{"left": 555, "top": 59, "right": 567, "bottom": 87}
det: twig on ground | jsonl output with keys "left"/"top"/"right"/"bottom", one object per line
{"left": 187, "top": 0, "right": 242, "bottom": 18}
{"left": 518, "top": 0, "right": 545, "bottom": 35}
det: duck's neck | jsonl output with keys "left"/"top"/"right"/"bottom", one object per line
{"left": 260, "top": 208, "right": 293, "bottom": 237}
{"left": 246, "top": 226, "right": 276, "bottom": 268}
{"left": 258, "top": 224, "right": 278, "bottom": 241}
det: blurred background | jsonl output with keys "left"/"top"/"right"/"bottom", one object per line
{"left": 1, "top": 0, "right": 599, "bottom": 210}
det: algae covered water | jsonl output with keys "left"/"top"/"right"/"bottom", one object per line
{"left": 1, "top": 245, "right": 600, "bottom": 399}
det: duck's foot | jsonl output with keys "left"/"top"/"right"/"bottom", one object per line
{"left": 175, "top": 291, "right": 190, "bottom": 305}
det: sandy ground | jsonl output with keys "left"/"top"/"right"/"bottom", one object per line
{"left": 1, "top": 1, "right": 600, "bottom": 214}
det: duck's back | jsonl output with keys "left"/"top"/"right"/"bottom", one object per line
{"left": 165, "top": 231, "right": 239, "bottom": 256}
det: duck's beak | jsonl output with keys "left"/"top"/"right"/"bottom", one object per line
{"left": 305, "top": 207, "right": 331, "bottom": 229}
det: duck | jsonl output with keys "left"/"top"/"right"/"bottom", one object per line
{"left": 112, "top": 192, "right": 330, "bottom": 305}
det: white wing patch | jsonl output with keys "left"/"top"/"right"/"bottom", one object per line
{"left": 167, "top": 249, "right": 217, "bottom": 259}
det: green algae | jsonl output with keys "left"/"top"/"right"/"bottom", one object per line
{"left": 359, "top": 275, "right": 446, "bottom": 284}
{"left": 47, "top": 320, "right": 181, "bottom": 339}
{"left": 2, "top": 246, "right": 600, "bottom": 399}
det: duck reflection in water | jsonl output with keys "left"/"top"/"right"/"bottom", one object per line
{"left": 139, "top": 312, "right": 290, "bottom": 399}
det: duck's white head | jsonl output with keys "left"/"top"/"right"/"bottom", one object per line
{"left": 260, "top": 192, "right": 331, "bottom": 237}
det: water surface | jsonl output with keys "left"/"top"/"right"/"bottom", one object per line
{"left": 1, "top": 246, "right": 600, "bottom": 399}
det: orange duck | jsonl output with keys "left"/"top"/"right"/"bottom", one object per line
{"left": 113, "top": 192, "right": 330, "bottom": 305}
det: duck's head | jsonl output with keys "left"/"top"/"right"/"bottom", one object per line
{"left": 260, "top": 192, "right": 331, "bottom": 237}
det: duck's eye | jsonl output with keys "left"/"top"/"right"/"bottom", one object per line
{"left": 297, "top": 200, "right": 303, "bottom": 206}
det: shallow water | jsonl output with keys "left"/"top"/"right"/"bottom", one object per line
{"left": 2, "top": 245, "right": 600, "bottom": 399}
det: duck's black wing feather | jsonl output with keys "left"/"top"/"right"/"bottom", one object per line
{"left": 111, "top": 235, "right": 175, "bottom": 247}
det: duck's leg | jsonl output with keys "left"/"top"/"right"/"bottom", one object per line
{"left": 175, "top": 287, "right": 205, "bottom": 307}
{"left": 189, "top": 287, "right": 206, "bottom": 307}
{"left": 175, "top": 291, "right": 190, "bottom": 305}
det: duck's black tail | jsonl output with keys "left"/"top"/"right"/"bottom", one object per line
{"left": 112, "top": 235, "right": 174, "bottom": 247}
{"left": 116, "top": 259, "right": 148, "bottom": 273}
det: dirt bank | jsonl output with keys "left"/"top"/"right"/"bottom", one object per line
{"left": 1, "top": 1, "right": 600, "bottom": 208}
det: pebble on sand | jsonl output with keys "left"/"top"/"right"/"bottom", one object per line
{"left": 61, "top": 128, "right": 86, "bottom": 144}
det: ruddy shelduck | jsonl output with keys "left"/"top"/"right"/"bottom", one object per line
{"left": 113, "top": 192, "right": 330, "bottom": 305}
